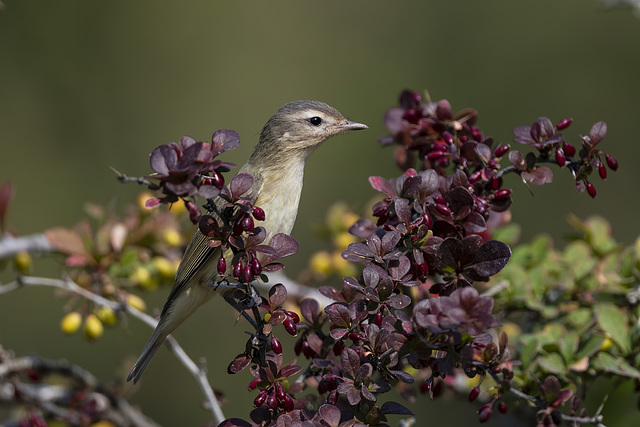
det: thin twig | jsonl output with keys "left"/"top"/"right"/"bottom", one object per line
{"left": 0, "top": 276, "right": 226, "bottom": 424}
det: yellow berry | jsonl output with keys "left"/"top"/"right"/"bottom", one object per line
{"left": 95, "top": 306, "right": 117, "bottom": 326}
{"left": 130, "top": 266, "right": 154, "bottom": 289}
{"left": 84, "top": 314, "right": 104, "bottom": 340}
{"left": 137, "top": 192, "right": 154, "bottom": 210}
{"left": 334, "top": 232, "right": 357, "bottom": 250}
{"left": 310, "top": 251, "right": 333, "bottom": 276}
{"left": 14, "top": 251, "right": 32, "bottom": 274}
{"left": 126, "top": 293, "right": 147, "bottom": 312}
{"left": 162, "top": 228, "right": 183, "bottom": 247}
{"left": 600, "top": 336, "right": 613, "bottom": 351}
{"left": 90, "top": 421, "right": 117, "bottom": 427}
{"left": 61, "top": 312, "right": 83, "bottom": 335}
{"left": 153, "top": 256, "right": 176, "bottom": 278}
{"left": 264, "top": 313, "right": 271, "bottom": 323}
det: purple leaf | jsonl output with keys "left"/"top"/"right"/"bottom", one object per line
{"left": 150, "top": 145, "right": 178, "bottom": 175}
{"left": 227, "top": 354, "right": 251, "bottom": 374}
{"left": 261, "top": 233, "right": 299, "bottom": 265}
{"left": 589, "top": 121, "right": 607, "bottom": 145}
{"left": 279, "top": 364, "right": 302, "bottom": 379}
{"left": 467, "top": 240, "right": 511, "bottom": 280}
{"left": 381, "top": 401, "right": 414, "bottom": 415}
{"left": 268, "top": 284, "right": 287, "bottom": 308}
{"left": 319, "top": 286, "right": 346, "bottom": 302}
{"left": 341, "top": 348, "right": 361, "bottom": 378}
{"left": 211, "top": 129, "right": 241, "bottom": 156}
{"left": 229, "top": 173, "right": 254, "bottom": 197}
{"left": 197, "top": 184, "right": 220, "bottom": 199}
{"left": 319, "top": 404, "right": 341, "bottom": 427}
{"left": 300, "top": 298, "right": 320, "bottom": 324}
{"left": 368, "top": 176, "right": 396, "bottom": 197}
{"left": 325, "top": 303, "right": 351, "bottom": 328}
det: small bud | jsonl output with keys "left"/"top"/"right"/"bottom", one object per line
{"left": 270, "top": 336, "right": 282, "bottom": 354}
{"left": 252, "top": 205, "right": 266, "bottom": 221}
{"left": 267, "top": 392, "right": 278, "bottom": 410}
{"left": 283, "top": 318, "right": 297, "bottom": 336}
{"left": 435, "top": 204, "right": 451, "bottom": 216}
{"left": 427, "top": 150, "right": 445, "bottom": 160}
{"left": 469, "top": 386, "right": 480, "bottom": 402}
{"left": 586, "top": 182, "right": 597, "bottom": 198}
{"left": 563, "top": 142, "right": 576, "bottom": 157}
{"left": 233, "top": 260, "right": 243, "bottom": 278}
{"left": 251, "top": 258, "right": 262, "bottom": 275}
{"left": 253, "top": 391, "right": 267, "bottom": 407}
{"left": 241, "top": 215, "right": 254, "bottom": 233}
{"left": 605, "top": 154, "right": 618, "bottom": 171}
{"left": 61, "top": 312, "right": 83, "bottom": 335}
{"left": 478, "top": 403, "right": 493, "bottom": 423}
{"left": 498, "top": 401, "right": 508, "bottom": 414}
{"left": 242, "top": 264, "right": 254, "bottom": 283}
{"left": 598, "top": 162, "right": 607, "bottom": 180}
{"left": 411, "top": 91, "right": 422, "bottom": 105}
{"left": 84, "top": 314, "right": 104, "bottom": 340}
{"left": 556, "top": 118, "right": 573, "bottom": 130}
{"left": 248, "top": 378, "right": 260, "bottom": 391}
{"left": 555, "top": 147, "right": 566, "bottom": 167}
{"left": 217, "top": 257, "right": 226, "bottom": 275}
{"left": 494, "top": 189, "right": 511, "bottom": 200}
{"left": 493, "top": 144, "right": 510, "bottom": 157}
{"left": 333, "top": 340, "right": 344, "bottom": 356}
{"left": 282, "top": 394, "right": 294, "bottom": 411}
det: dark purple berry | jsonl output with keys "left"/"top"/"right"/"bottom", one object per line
{"left": 248, "top": 378, "right": 260, "bottom": 391}
{"left": 471, "top": 126, "right": 483, "bottom": 142}
{"left": 427, "top": 150, "right": 445, "bottom": 160}
{"left": 286, "top": 311, "right": 300, "bottom": 324}
{"left": 556, "top": 148, "right": 566, "bottom": 167}
{"left": 586, "top": 182, "right": 597, "bottom": 198}
{"left": 267, "top": 392, "right": 278, "bottom": 410}
{"left": 443, "top": 131, "right": 454, "bottom": 145}
{"left": 469, "top": 386, "right": 480, "bottom": 402}
{"left": 598, "top": 162, "right": 607, "bottom": 180}
{"left": 270, "top": 336, "right": 282, "bottom": 354}
{"left": 253, "top": 391, "right": 267, "bottom": 407}
{"left": 282, "top": 394, "right": 294, "bottom": 411}
{"left": 469, "top": 170, "right": 482, "bottom": 183}
{"left": 233, "top": 260, "right": 243, "bottom": 278}
{"left": 605, "top": 154, "right": 618, "bottom": 171}
{"left": 435, "top": 204, "right": 451, "bottom": 216}
{"left": 251, "top": 258, "right": 262, "bottom": 275}
{"left": 333, "top": 340, "right": 344, "bottom": 356}
{"left": 478, "top": 403, "right": 493, "bottom": 423}
{"left": 242, "top": 264, "right": 253, "bottom": 283}
{"left": 275, "top": 382, "right": 286, "bottom": 401}
{"left": 493, "top": 144, "right": 510, "bottom": 157}
{"left": 283, "top": 318, "right": 297, "bottom": 336}
{"left": 563, "top": 142, "right": 576, "bottom": 157}
{"left": 498, "top": 402, "right": 508, "bottom": 414}
{"left": 494, "top": 189, "right": 511, "bottom": 200}
{"left": 301, "top": 341, "right": 315, "bottom": 358}
{"left": 252, "top": 205, "right": 266, "bottom": 221}
{"left": 241, "top": 215, "right": 254, "bottom": 233}
{"left": 217, "top": 257, "right": 226, "bottom": 275}
{"left": 374, "top": 311, "right": 383, "bottom": 327}
{"left": 294, "top": 338, "right": 303, "bottom": 355}
{"left": 211, "top": 171, "right": 224, "bottom": 189}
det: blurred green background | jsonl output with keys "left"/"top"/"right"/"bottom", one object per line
{"left": 1, "top": 0, "right": 639, "bottom": 425}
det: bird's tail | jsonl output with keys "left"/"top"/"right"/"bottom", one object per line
{"left": 127, "top": 327, "right": 167, "bottom": 384}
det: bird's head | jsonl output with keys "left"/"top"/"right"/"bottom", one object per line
{"left": 255, "top": 100, "right": 367, "bottom": 160}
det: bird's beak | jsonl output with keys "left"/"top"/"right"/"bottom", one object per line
{"left": 339, "top": 120, "right": 368, "bottom": 131}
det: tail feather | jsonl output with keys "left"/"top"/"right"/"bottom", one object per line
{"left": 127, "top": 329, "right": 167, "bottom": 384}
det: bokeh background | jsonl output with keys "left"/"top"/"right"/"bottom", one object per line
{"left": 1, "top": 0, "right": 639, "bottom": 425}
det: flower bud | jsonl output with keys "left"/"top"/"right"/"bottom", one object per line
{"left": 605, "top": 154, "right": 618, "bottom": 171}
{"left": 61, "top": 312, "right": 83, "bottom": 335}
{"left": 556, "top": 118, "right": 573, "bottom": 130}
{"left": 586, "top": 182, "right": 597, "bottom": 198}
{"left": 270, "top": 336, "right": 282, "bottom": 354}
{"left": 217, "top": 257, "right": 226, "bottom": 275}
{"left": 598, "top": 162, "right": 607, "bottom": 180}
{"left": 252, "top": 205, "right": 266, "bottom": 221}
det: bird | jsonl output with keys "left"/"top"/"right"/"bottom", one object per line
{"left": 127, "top": 100, "right": 367, "bottom": 384}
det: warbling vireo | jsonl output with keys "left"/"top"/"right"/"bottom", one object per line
{"left": 127, "top": 100, "right": 367, "bottom": 383}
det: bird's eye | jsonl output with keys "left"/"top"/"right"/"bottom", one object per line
{"left": 309, "top": 116, "right": 322, "bottom": 126}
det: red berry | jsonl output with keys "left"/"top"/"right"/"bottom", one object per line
{"left": 420, "top": 381, "right": 430, "bottom": 394}
{"left": 469, "top": 386, "right": 480, "bottom": 402}
{"left": 241, "top": 216, "right": 254, "bottom": 233}
{"left": 253, "top": 391, "right": 267, "bottom": 407}
{"left": 327, "top": 389, "right": 338, "bottom": 405}
{"left": 267, "top": 392, "right": 278, "bottom": 409}
{"left": 555, "top": 148, "right": 566, "bottom": 167}
{"left": 494, "top": 189, "right": 511, "bottom": 200}
{"left": 275, "top": 382, "right": 286, "bottom": 401}
{"left": 302, "top": 341, "right": 315, "bottom": 358}
{"left": 283, "top": 318, "right": 297, "bottom": 336}
{"left": 242, "top": 264, "right": 253, "bottom": 283}
{"left": 270, "top": 336, "right": 282, "bottom": 354}
{"left": 374, "top": 311, "right": 383, "bottom": 327}
{"left": 211, "top": 171, "right": 224, "bottom": 189}
{"left": 443, "top": 131, "right": 454, "bottom": 145}
{"left": 471, "top": 126, "right": 483, "bottom": 142}
{"left": 217, "top": 257, "right": 226, "bottom": 275}
{"left": 423, "top": 212, "right": 433, "bottom": 228}
{"left": 252, "top": 205, "right": 266, "bottom": 221}
{"left": 251, "top": 258, "right": 262, "bottom": 275}
{"left": 598, "top": 162, "right": 607, "bottom": 180}
{"left": 294, "top": 338, "right": 303, "bottom": 355}
{"left": 233, "top": 260, "right": 243, "bottom": 278}
{"left": 469, "top": 170, "right": 482, "bottom": 183}
{"left": 433, "top": 195, "right": 446, "bottom": 205}
{"left": 248, "top": 378, "right": 260, "bottom": 391}
{"left": 493, "top": 144, "right": 510, "bottom": 157}
{"left": 498, "top": 402, "right": 508, "bottom": 414}
{"left": 490, "top": 176, "right": 500, "bottom": 190}
{"left": 556, "top": 118, "right": 573, "bottom": 130}
{"left": 478, "top": 403, "right": 493, "bottom": 423}
{"left": 286, "top": 311, "right": 300, "bottom": 324}
{"left": 586, "top": 182, "right": 597, "bottom": 198}
{"left": 282, "top": 394, "right": 294, "bottom": 411}
{"left": 435, "top": 204, "right": 451, "bottom": 216}
{"left": 333, "top": 340, "right": 344, "bottom": 356}
{"left": 605, "top": 154, "right": 618, "bottom": 171}
{"left": 418, "top": 261, "right": 429, "bottom": 276}
{"left": 563, "top": 142, "right": 576, "bottom": 157}
{"left": 427, "top": 150, "right": 445, "bottom": 160}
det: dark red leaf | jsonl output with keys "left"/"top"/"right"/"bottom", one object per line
{"left": 228, "top": 354, "right": 251, "bottom": 374}
{"left": 268, "top": 284, "right": 287, "bottom": 308}
{"left": 261, "top": 233, "right": 299, "bottom": 264}
{"left": 381, "top": 401, "right": 414, "bottom": 415}
{"left": 589, "top": 121, "right": 607, "bottom": 145}
{"left": 368, "top": 176, "right": 396, "bottom": 197}
{"left": 319, "top": 404, "right": 341, "bottom": 427}
{"left": 211, "top": 129, "right": 241, "bottom": 156}
{"left": 341, "top": 348, "right": 361, "bottom": 378}
{"left": 150, "top": 145, "right": 178, "bottom": 175}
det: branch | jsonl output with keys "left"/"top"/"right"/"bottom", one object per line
{"left": 0, "top": 232, "right": 53, "bottom": 259}
{"left": 0, "top": 276, "right": 226, "bottom": 424}
{"left": 110, "top": 166, "right": 157, "bottom": 188}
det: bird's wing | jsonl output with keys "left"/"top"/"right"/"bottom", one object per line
{"left": 160, "top": 171, "right": 265, "bottom": 317}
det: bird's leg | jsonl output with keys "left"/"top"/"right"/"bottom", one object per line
{"left": 222, "top": 290, "right": 258, "bottom": 328}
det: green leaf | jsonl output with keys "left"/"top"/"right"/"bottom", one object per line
{"left": 560, "top": 332, "right": 579, "bottom": 364}
{"left": 575, "top": 335, "right": 605, "bottom": 360}
{"left": 520, "top": 336, "right": 539, "bottom": 369}
{"left": 538, "top": 353, "right": 565, "bottom": 374}
{"left": 596, "top": 352, "right": 640, "bottom": 379}
{"left": 566, "top": 307, "right": 592, "bottom": 329}
{"left": 597, "top": 303, "right": 630, "bottom": 354}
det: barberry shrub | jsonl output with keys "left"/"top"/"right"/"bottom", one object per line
{"left": 0, "top": 90, "right": 636, "bottom": 427}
